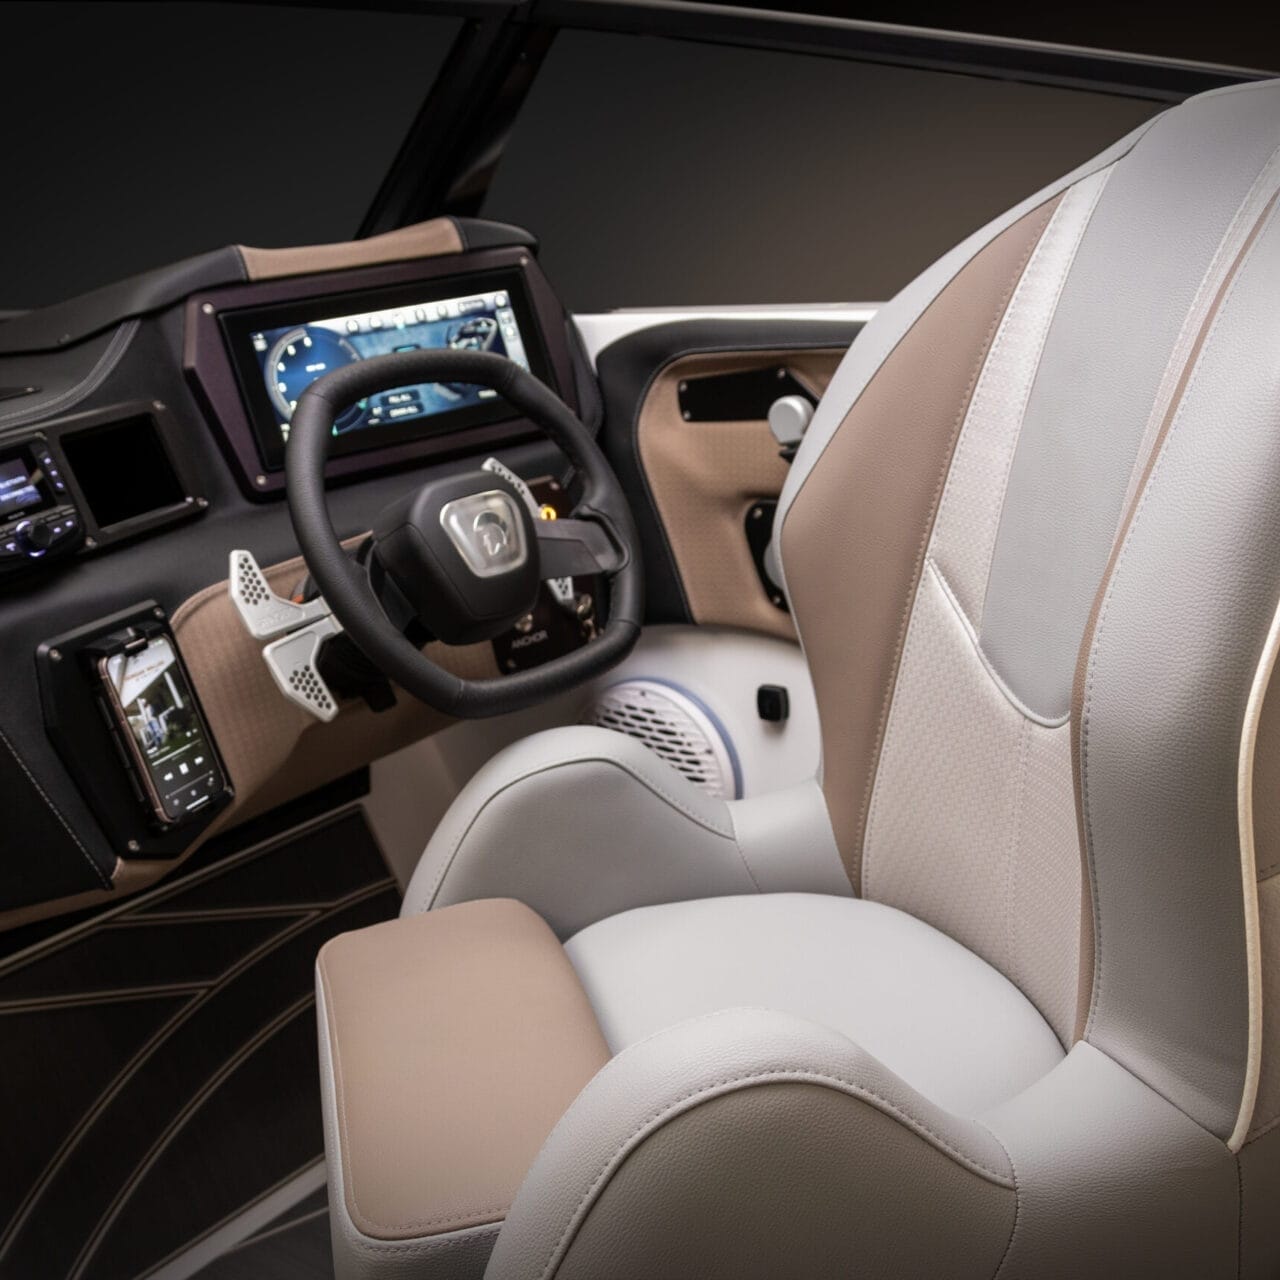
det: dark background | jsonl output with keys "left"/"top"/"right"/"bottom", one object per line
{"left": 1, "top": 3, "right": 1277, "bottom": 313}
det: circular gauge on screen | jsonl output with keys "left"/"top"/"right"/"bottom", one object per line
{"left": 265, "top": 326, "right": 367, "bottom": 433}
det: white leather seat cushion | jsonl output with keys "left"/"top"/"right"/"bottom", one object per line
{"left": 564, "top": 892, "right": 1064, "bottom": 1117}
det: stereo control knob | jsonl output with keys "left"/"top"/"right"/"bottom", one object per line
{"left": 15, "top": 520, "right": 53, "bottom": 557}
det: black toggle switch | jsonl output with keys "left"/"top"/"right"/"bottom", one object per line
{"left": 757, "top": 684, "right": 789, "bottom": 723}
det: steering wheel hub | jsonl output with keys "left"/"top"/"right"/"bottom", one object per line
{"left": 285, "top": 349, "right": 643, "bottom": 717}
{"left": 372, "top": 471, "right": 541, "bottom": 646}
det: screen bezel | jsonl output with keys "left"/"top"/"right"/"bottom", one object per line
{"left": 219, "top": 267, "right": 553, "bottom": 473}
{"left": 184, "top": 246, "right": 576, "bottom": 500}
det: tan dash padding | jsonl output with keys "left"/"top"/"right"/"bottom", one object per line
{"left": 782, "top": 196, "right": 1062, "bottom": 890}
{"left": 238, "top": 217, "right": 464, "bottom": 281}
{"left": 638, "top": 349, "right": 843, "bottom": 642}
{"left": 318, "top": 899, "right": 611, "bottom": 1240}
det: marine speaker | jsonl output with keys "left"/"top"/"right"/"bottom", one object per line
{"left": 584, "top": 679, "right": 741, "bottom": 799}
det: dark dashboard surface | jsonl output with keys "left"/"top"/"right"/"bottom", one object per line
{"left": 0, "top": 218, "right": 588, "bottom": 920}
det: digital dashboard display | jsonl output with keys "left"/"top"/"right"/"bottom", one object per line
{"left": 221, "top": 270, "right": 551, "bottom": 471}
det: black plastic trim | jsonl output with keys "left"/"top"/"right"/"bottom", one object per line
{"left": 359, "top": 12, "right": 557, "bottom": 231}
{"left": 532, "top": 2, "right": 1272, "bottom": 102}
{"left": 0, "top": 248, "right": 247, "bottom": 356}
{"left": 0, "top": 222, "right": 541, "bottom": 359}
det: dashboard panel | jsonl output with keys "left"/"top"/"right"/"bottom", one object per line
{"left": 185, "top": 245, "right": 575, "bottom": 495}
{"left": 224, "top": 268, "right": 544, "bottom": 467}
{"left": 0, "top": 217, "right": 593, "bottom": 928}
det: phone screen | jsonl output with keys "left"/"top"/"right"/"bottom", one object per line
{"left": 101, "top": 635, "right": 226, "bottom": 823}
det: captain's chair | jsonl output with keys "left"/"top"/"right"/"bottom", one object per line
{"left": 315, "top": 79, "right": 1280, "bottom": 1279}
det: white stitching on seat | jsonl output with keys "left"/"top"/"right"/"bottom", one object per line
{"left": 973, "top": 1116, "right": 1023, "bottom": 1280}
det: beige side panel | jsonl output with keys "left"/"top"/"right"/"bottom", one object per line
{"left": 637, "top": 349, "right": 842, "bottom": 642}
{"left": 782, "top": 198, "right": 1061, "bottom": 887}
{"left": 171, "top": 549, "right": 496, "bottom": 833}
{"left": 237, "top": 217, "right": 463, "bottom": 280}
{"left": 863, "top": 565, "right": 1080, "bottom": 1044}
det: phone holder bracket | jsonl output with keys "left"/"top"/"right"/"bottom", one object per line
{"left": 36, "top": 601, "right": 234, "bottom": 858}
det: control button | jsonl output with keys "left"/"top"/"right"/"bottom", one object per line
{"left": 49, "top": 514, "right": 80, "bottom": 545}
{"left": 381, "top": 390, "right": 421, "bottom": 408}
{"left": 0, "top": 539, "right": 21, "bottom": 559}
{"left": 756, "top": 684, "right": 790, "bottom": 723}
{"left": 15, "top": 520, "right": 53, "bottom": 557}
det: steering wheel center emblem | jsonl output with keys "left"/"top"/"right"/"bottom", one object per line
{"left": 439, "top": 489, "right": 529, "bottom": 578}
{"left": 473, "top": 509, "right": 510, "bottom": 559}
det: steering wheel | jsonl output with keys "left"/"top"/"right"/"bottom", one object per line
{"left": 286, "top": 350, "right": 642, "bottom": 718}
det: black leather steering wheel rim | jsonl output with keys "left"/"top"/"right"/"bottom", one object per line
{"left": 286, "top": 350, "right": 642, "bottom": 718}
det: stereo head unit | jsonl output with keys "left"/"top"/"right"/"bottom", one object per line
{"left": 219, "top": 267, "right": 552, "bottom": 472}
{"left": 0, "top": 435, "right": 84, "bottom": 574}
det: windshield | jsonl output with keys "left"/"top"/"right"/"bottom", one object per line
{"left": 0, "top": 2, "right": 459, "bottom": 311}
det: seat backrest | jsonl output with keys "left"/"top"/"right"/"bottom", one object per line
{"left": 777, "top": 79, "right": 1280, "bottom": 1151}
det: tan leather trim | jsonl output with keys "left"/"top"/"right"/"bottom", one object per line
{"left": 782, "top": 197, "right": 1062, "bottom": 892}
{"left": 637, "top": 349, "right": 842, "bottom": 642}
{"left": 237, "top": 218, "right": 464, "bottom": 281}
{"left": 318, "top": 898, "right": 610, "bottom": 1240}
{"left": 0, "top": 547, "right": 495, "bottom": 934}
{"left": 171, "top": 544, "right": 496, "bottom": 834}
{"left": 1070, "top": 189, "right": 1280, "bottom": 1047}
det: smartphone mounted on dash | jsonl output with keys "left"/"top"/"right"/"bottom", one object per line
{"left": 94, "top": 627, "right": 231, "bottom": 828}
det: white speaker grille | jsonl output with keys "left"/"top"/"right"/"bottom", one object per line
{"left": 585, "top": 680, "right": 738, "bottom": 799}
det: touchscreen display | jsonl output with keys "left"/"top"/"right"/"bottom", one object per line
{"left": 0, "top": 455, "right": 44, "bottom": 521}
{"left": 103, "top": 636, "right": 225, "bottom": 822}
{"left": 222, "top": 269, "right": 550, "bottom": 474}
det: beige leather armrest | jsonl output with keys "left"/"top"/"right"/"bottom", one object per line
{"left": 316, "top": 899, "right": 610, "bottom": 1279}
